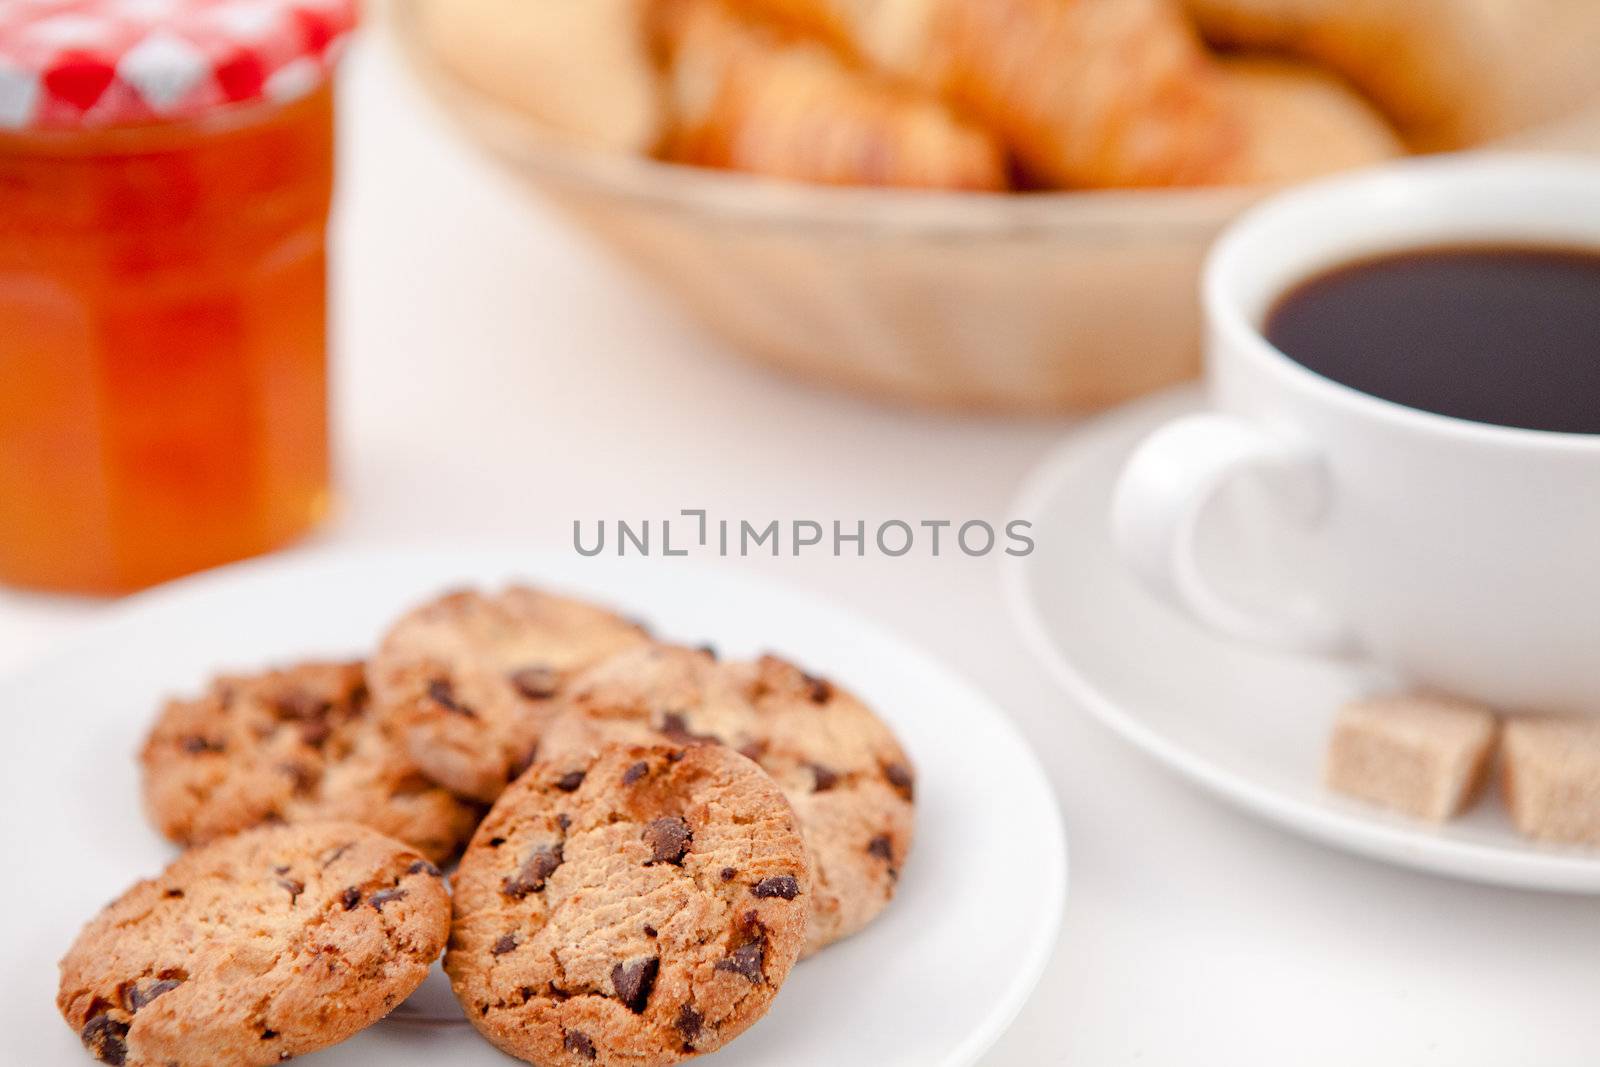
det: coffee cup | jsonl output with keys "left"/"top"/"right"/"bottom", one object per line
{"left": 1111, "top": 155, "right": 1600, "bottom": 715}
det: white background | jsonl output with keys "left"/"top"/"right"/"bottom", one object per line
{"left": 4, "top": 25, "right": 1598, "bottom": 1066}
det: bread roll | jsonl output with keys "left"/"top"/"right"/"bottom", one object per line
{"left": 1220, "top": 56, "right": 1404, "bottom": 183}
{"left": 1183, "top": 0, "right": 1600, "bottom": 150}
{"left": 414, "top": 0, "right": 663, "bottom": 153}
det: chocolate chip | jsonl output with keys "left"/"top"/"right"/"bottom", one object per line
{"left": 867, "top": 835, "right": 894, "bottom": 863}
{"left": 276, "top": 877, "right": 304, "bottom": 903}
{"left": 275, "top": 690, "right": 330, "bottom": 721}
{"left": 80, "top": 1014, "right": 129, "bottom": 1065}
{"left": 809, "top": 763, "right": 839, "bottom": 792}
{"left": 642, "top": 816, "right": 691, "bottom": 865}
{"left": 491, "top": 933, "right": 519, "bottom": 956}
{"left": 123, "top": 977, "right": 182, "bottom": 1013}
{"left": 642, "top": 924, "right": 658, "bottom": 938}
{"left": 622, "top": 761, "right": 649, "bottom": 785}
{"left": 715, "top": 940, "right": 765, "bottom": 983}
{"left": 369, "top": 888, "right": 407, "bottom": 911}
{"left": 676, "top": 1003, "right": 703, "bottom": 1043}
{"left": 555, "top": 770, "right": 586, "bottom": 792}
{"left": 868, "top": 835, "right": 900, "bottom": 878}
{"left": 277, "top": 761, "right": 316, "bottom": 794}
{"left": 427, "top": 678, "right": 476, "bottom": 718}
{"left": 487, "top": 836, "right": 506, "bottom": 848}
{"left": 261, "top": 1028, "right": 279, "bottom": 1040}
{"left": 341, "top": 887, "right": 361, "bottom": 910}
{"left": 392, "top": 771, "right": 433, "bottom": 797}
{"left": 884, "top": 762, "right": 914, "bottom": 800}
{"left": 509, "top": 666, "right": 560, "bottom": 700}
{"left": 564, "top": 1031, "right": 597, "bottom": 1060}
{"left": 751, "top": 875, "right": 800, "bottom": 900}
{"left": 801, "top": 672, "right": 833, "bottom": 703}
{"left": 507, "top": 746, "right": 537, "bottom": 781}
{"left": 162, "top": 888, "right": 183, "bottom": 899}
{"left": 720, "top": 867, "right": 736, "bottom": 881}
{"left": 660, "top": 712, "right": 718, "bottom": 746}
{"left": 556, "top": 813, "right": 572, "bottom": 832}
{"left": 503, "top": 844, "right": 563, "bottom": 897}
{"left": 610, "top": 957, "right": 659, "bottom": 1013}
{"left": 408, "top": 859, "right": 442, "bottom": 877}
{"left": 298, "top": 719, "right": 333, "bottom": 746}
{"left": 181, "top": 736, "right": 223, "bottom": 754}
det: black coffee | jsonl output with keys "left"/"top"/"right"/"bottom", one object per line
{"left": 1264, "top": 245, "right": 1600, "bottom": 434}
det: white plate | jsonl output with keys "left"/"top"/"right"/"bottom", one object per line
{"left": 1005, "top": 387, "right": 1600, "bottom": 894}
{"left": 1, "top": 546, "right": 1065, "bottom": 1066}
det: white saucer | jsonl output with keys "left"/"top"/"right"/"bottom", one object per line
{"left": 1005, "top": 387, "right": 1600, "bottom": 894}
{"left": 1, "top": 546, "right": 1065, "bottom": 1066}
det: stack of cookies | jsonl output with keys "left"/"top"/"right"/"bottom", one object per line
{"left": 58, "top": 585, "right": 917, "bottom": 1066}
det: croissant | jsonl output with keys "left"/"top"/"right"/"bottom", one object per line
{"left": 1183, "top": 0, "right": 1600, "bottom": 150}
{"left": 726, "top": 0, "right": 1249, "bottom": 189}
{"left": 1218, "top": 56, "right": 1404, "bottom": 183}
{"left": 652, "top": 0, "right": 1010, "bottom": 190}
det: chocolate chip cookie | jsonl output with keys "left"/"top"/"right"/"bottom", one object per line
{"left": 141, "top": 661, "right": 483, "bottom": 864}
{"left": 541, "top": 646, "right": 915, "bottom": 956}
{"left": 369, "top": 586, "right": 653, "bottom": 803}
{"left": 57, "top": 822, "right": 450, "bottom": 1067}
{"left": 447, "top": 744, "right": 810, "bottom": 1066}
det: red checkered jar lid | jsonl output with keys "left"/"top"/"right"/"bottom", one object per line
{"left": 0, "top": 0, "right": 358, "bottom": 130}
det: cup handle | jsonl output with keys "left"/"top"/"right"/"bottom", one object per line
{"left": 1110, "top": 412, "right": 1358, "bottom": 656}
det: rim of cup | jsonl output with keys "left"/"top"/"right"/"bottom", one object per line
{"left": 1205, "top": 153, "right": 1600, "bottom": 451}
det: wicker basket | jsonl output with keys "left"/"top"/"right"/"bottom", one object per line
{"left": 395, "top": 1, "right": 1600, "bottom": 414}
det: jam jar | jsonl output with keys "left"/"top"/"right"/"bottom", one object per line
{"left": 0, "top": 0, "right": 357, "bottom": 593}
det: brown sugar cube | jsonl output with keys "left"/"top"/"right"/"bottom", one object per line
{"left": 1325, "top": 694, "right": 1499, "bottom": 822}
{"left": 1502, "top": 715, "right": 1600, "bottom": 846}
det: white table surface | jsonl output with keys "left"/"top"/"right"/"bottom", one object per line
{"left": 6, "top": 25, "right": 1599, "bottom": 1067}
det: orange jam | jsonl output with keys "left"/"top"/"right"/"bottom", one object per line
{"left": 0, "top": 84, "right": 334, "bottom": 594}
